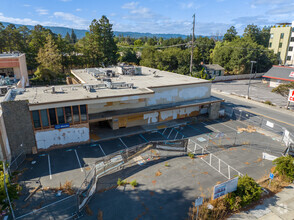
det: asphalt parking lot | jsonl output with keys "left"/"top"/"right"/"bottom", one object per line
{"left": 14, "top": 117, "right": 285, "bottom": 218}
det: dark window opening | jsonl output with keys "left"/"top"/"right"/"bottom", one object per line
{"left": 80, "top": 105, "right": 87, "bottom": 122}
{"left": 57, "top": 108, "right": 65, "bottom": 124}
{"left": 32, "top": 111, "right": 41, "bottom": 128}
{"left": 65, "top": 107, "right": 72, "bottom": 124}
{"left": 72, "top": 106, "right": 80, "bottom": 123}
{"left": 40, "top": 109, "right": 49, "bottom": 127}
{"left": 49, "top": 108, "right": 57, "bottom": 126}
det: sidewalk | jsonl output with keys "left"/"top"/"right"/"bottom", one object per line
{"left": 229, "top": 184, "right": 294, "bottom": 220}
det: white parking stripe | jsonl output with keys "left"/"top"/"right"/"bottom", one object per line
{"left": 174, "top": 132, "right": 178, "bottom": 140}
{"left": 74, "top": 149, "right": 83, "bottom": 172}
{"left": 119, "top": 138, "right": 128, "bottom": 149}
{"left": 162, "top": 128, "right": 167, "bottom": 135}
{"left": 99, "top": 144, "right": 106, "bottom": 156}
{"left": 47, "top": 154, "right": 52, "bottom": 180}
{"left": 167, "top": 129, "right": 173, "bottom": 139}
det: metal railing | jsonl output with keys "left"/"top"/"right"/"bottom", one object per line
{"left": 8, "top": 150, "right": 26, "bottom": 174}
{"left": 187, "top": 139, "right": 243, "bottom": 179}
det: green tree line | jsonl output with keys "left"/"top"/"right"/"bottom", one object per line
{"left": 0, "top": 18, "right": 278, "bottom": 83}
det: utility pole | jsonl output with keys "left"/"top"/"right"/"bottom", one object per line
{"left": 190, "top": 14, "right": 195, "bottom": 74}
{"left": 246, "top": 61, "right": 257, "bottom": 99}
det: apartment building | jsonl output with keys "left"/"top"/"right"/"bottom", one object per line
{"left": 286, "top": 21, "right": 294, "bottom": 66}
{"left": 268, "top": 23, "right": 292, "bottom": 65}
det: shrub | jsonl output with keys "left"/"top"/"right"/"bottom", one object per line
{"left": 117, "top": 178, "right": 126, "bottom": 186}
{"left": 188, "top": 152, "right": 195, "bottom": 159}
{"left": 273, "top": 155, "right": 294, "bottom": 181}
{"left": 130, "top": 180, "right": 138, "bottom": 187}
{"left": 264, "top": 100, "right": 274, "bottom": 106}
{"left": 226, "top": 175, "right": 262, "bottom": 210}
{"left": 272, "top": 82, "right": 294, "bottom": 97}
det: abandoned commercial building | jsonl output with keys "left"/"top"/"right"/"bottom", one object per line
{"left": 0, "top": 66, "right": 222, "bottom": 161}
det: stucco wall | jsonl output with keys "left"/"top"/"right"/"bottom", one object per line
{"left": 88, "top": 98, "right": 146, "bottom": 114}
{"left": 35, "top": 124, "right": 90, "bottom": 150}
{"left": 146, "top": 84, "right": 211, "bottom": 106}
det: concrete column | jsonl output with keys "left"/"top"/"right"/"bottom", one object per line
{"left": 208, "top": 102, "right": 221, "bottom": 120}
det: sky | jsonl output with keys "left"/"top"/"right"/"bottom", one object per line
{"left": 0, "top": 0, "right": 294, "bottom": 35}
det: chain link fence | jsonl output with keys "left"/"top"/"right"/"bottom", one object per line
{"left": 224, "top": 106, "right": 294, "bottom": 151}
{"left": 15, "top": 195, "right": 77, "bottom": 220}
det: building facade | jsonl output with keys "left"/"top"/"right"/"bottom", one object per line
{"left": 263, "top": 65, "right": 294, "bottom": 87}
{"left": 268, "top": 23, "right": 292, "bottom": 65}
{"left": 286, "top": 21, "right": 294, "bottom": 66}
{"left": 0, "top": 53, "right": 29, "bottom": 88}
{"left": 202, "top": 64, "right": 225, "bottom": 78}
{"left": 0, "top": 66, "right": 223, "bottom": 161}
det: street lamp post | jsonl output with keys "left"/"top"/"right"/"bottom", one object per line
{"left": 246, "top": 61, "right": 257, "bottom": 99}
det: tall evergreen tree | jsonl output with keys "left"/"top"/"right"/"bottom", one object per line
{"left": 65, "top": 32, "right": 71, "bottom": 43}
{"left": 88, "top": 16, "right": 118, "bottom": 67}
{"left": 35, "top": 34, "right": 62, "bottom": 81}
{"left": 223, "top": 26, "right": 238, "bottom": 42}
{"left": 0, "top": 22, "right": 5, "bottom": 53}
{"left": 70, "top": 29, "right": 77, "bottom": 44}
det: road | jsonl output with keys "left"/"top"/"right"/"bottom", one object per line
{"left": 212, "top": 91, "right": 294, "bottom": 134}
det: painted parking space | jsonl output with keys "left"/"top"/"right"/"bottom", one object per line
{"left": 50, "top": 148, "right": 82, "bottom": 175}
{"left": 141, "top": 131, "right": 166, "bottom": 142}
{"left": 120, "top": 134, "right": 147, "bottom": 148}
{"left": 19, "top": 153, "right": 49, "bottom": 181}
{"left": 99, "top": 138, "right": 126, "bottom": 155}
{"left": 76, "top": 144, "right": 105, "bottom": 166}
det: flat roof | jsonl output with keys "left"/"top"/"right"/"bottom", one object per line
{"left": 12, "top": 85, "right": 154, "bottom": 105}
{"left": 0, "top": 53, "right": 23, "bottom": 58}
{"left": 71, "top": 66, "right": 209, "bottom": 88}
{"left": 8, "top": 66, "right": 210, "bottom": 105}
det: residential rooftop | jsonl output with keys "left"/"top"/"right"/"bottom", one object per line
{"left": 6, "top": 66, "right": 210, "bottom": 106}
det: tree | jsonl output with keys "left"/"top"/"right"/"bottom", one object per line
{"left": 27, "top": 25, "right": 53, "bottom": 70}
{"left": 118, "top": 48, "right": 139, "bottom": 64}
{"left": 0, "top": 162, "right": 20, "bottom": 213}
{"left": 272, "top": 82, "right": 294, "bottom": 97}
{"left": 211, "top": 38, "right": 278, "bottom": 74}
{"left": 4, "top": 24, "right": 22, "bottom": 52}
{"left": 134, "top": 39, "right": 143, "bottom": 47}
{"left": 35, "top": 34, "right": 62, "bottom": 81}
{"left": 243, "top": 24, "right": 262, "bottom": 44}
{"left": 260, "top": 26, "right": 271, "bottom": 47}
{"left": 87, "top": 16, "right": 118, "bottom": 67}
{"left": 65, "top": 32, "right": 71, "bottom": 43}
{"left": 223, "top": 26, "right": 238, "bottom": 42}
{"left": 70, "top": 29, "right": 77, "bottom": 44}
{"left": 0, "top": 22, "right": 5, "bottom": 53}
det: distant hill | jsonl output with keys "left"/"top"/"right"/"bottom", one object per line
{"left": 1, "top": 22, "right": 188, "bottom": 39}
